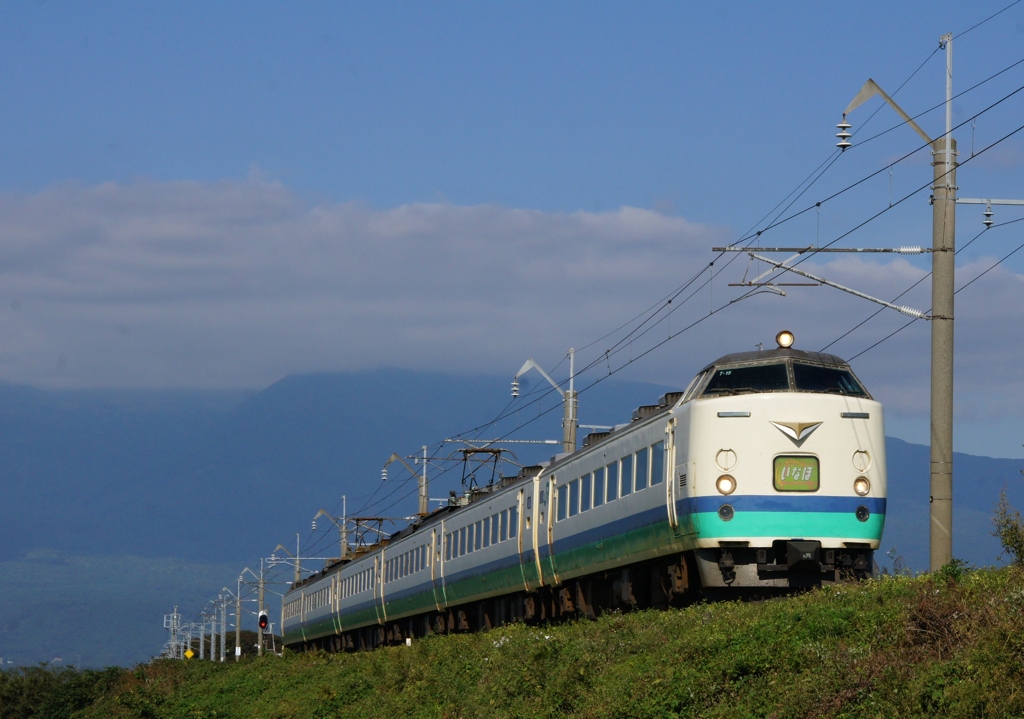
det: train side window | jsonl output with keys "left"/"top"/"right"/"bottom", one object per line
{"left": 621, "top": 455, "right": 634, "bottom": 496}
{"left": 509, "top": 506, "right": 518, "bottom": 538}
{"left": 527, "top": 495, "right": 533, "bottom": 510}
{"left": 445, "top": 533, "right": 451, "bottom": 561}
{"left": 468, "top": 524, "right": 475, "bottom": 554}
{"left": 500, "top": 511, "right": 508, "bottom": 541}
{"left": 460, "top": 527, "right": 467, "bottom": 556}
{"left": 606, "top": 462, "right": 619, "bottom": 502}
{"left": 483, "top": 516, "right": 491, "bottom": 547}
{"left": 569, "top": 479, "right": 580, "bottom": 517}
{"left": 581, "top": 473, "right": 592, "bottom": 512}
{"left": 492, "top": 513, "right": 500, "bottom": 543}
{"left": 635, "top": 447, "right": 649, "bottom": 491}
{"left": 593, "top": 467, "right": 605, "bottom": 507}
{"left": 475, "top": 520, "right": 483, "bottom": 551}
{"left": 557, "top": 485, "right": 568, "bottom": 521}
{"left": 651, "top": 441, "right": 665, "bottom": 484}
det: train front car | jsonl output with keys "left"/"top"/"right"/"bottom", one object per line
{"left": 678, "top": 333, "right": 885, "bottom": 591}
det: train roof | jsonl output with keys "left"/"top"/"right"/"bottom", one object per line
{"left": 699, "top": 347, "right": 849, "bottom": 373}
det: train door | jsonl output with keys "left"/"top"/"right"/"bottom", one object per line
{"left": 518, "top": 477, "right": 542, "bottom": 590}
{"left": 666, "top": 419, "right": 680, "bottom": 530}
{"left": 431, "top": 527, "right": 445, "bottom": 611}
{"left": 332, "top": 574, "right": 342, "bottom": 635}
{"left": 435, "top": 520, "right": 450, "bottom": 610}
{"left": 543, "top": 473, "right": 559, "bottom": 587}
{"left": 374, "top": 555, "right": 386, "bottom": 624}
{"left": 673, "top": 409, "right": 699, "bottom": 537}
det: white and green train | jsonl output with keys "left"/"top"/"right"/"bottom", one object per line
{"left": 282, "top": 336, "right": 886, "bottom": 651}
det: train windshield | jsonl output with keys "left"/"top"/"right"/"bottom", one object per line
{"left": 792, "top": 362, "right": 867, "bottom": 396}
{"left": 702, "top": 363, "right": 789, "bottom": 395}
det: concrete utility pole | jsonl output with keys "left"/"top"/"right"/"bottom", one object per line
{"left": 235, "top": 578, "right": 242, "bottom": 662}
{"left": 384, "top": 451, "right": 432, "bottom": 517}
{"left": 512, "top": 348, "right": 578, "bottom": 454}
{"left": 929, "top": 33, "right": 957, "bottom": 570}
{"left": 838, "top": 34, "right": 957, "bottom": 571}
{"left": 258, "top": 561, "right": 265, "bottom": 657}
{"left": 219, "top": 594, "right": 226, "bottom": 662}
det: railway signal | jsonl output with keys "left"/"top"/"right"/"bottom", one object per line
{"left": 258, "top": 611, "right": 269, "bottom": 633}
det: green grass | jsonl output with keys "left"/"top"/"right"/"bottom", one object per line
{"left": 6, "top": 567, "right": 1024, "bottom": 718}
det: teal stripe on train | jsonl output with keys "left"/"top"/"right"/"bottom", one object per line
{"left": 694, "top": 511, "right": 884, "bottom": 540}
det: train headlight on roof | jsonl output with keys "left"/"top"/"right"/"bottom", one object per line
{"left": 854, "top": 476, "right": 871, "bottom": 496}
{"left": 716, "top": 474, "right": 737, "bottom": 495}
{"left": 776, "top": 330, "right": 795, "bottom": 348}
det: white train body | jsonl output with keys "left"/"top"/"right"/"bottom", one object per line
{"left": 283, "top": 346, "right": 886, "bottom": 649}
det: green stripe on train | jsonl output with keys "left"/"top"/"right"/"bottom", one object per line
{"left": 287, "top": 511, "right": 883, "bottom": 645}
{"left": 693, "top": 510, "right": 884, "bottom": 540}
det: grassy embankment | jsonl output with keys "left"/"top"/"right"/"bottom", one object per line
{"left": 4, "top": 566, "right": 1024, "bottom": 718}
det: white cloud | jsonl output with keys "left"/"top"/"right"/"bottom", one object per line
{"left": 0, "top": 176, "right": 1020, "bottom": 458}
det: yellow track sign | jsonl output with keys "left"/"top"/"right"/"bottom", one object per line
{"left": 184, "top": 649, "right": 194, "bottom": 659}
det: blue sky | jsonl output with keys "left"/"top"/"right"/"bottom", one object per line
{"left": 0, "top": 2, "right": 1023, "bottom": 457}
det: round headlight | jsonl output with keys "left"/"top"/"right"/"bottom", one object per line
{"left": 716, "top": 474, "right": 736, "bottom": 495}
{"left": 718, "top": 504, "right": 735, "bottom": 521}
{"left": 854, "top": 476, "right": 871, "bottom": 496}
{"left": 776, "top": 330, "right": 795, "bottom": 349}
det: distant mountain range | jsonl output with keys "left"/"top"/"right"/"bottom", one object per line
{"left": 0, "top": 369, "right": 1020, "bottom": 667}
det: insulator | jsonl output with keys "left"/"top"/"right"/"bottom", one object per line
{"left": 311, "top": 520, "right": 317, "bottom": 531}
{"left": 381, "top": 468, "right": 388, "bottom": 481}
{"left": 511, "top": 379, "right": 519, "bottom": 398}
{"left": 896, "top": 246, "right": 925, "bottom": 254}
{"left": 896, "top": 305, "right": 925, "bottom": 319}
{"left": 984, "top": 206, "right": 994, "bottom": 228}
{"left": 836, "top": 117, "right": 853, "bottom": 151}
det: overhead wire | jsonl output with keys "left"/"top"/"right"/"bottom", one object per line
{"left": 243, "top": 6, "right": 1024, "bottom": 592}
{"left": 846, "top": 214, "right": 1024, "bottom": 361}
{"left": 409, "top": 43, "right": 1024, "bottom": 502}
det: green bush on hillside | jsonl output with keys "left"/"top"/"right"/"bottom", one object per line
{"left": 993, "top": 486, "right": 1024, "bottom": 565}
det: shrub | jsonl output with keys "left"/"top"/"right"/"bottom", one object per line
{"left": 992, "top": 486, "right": 1024, "bottom": 566}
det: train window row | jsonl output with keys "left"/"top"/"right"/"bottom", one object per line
{"left": 340, "top": 566, "right": 375, "bottom": 599}
{"left": 283, "top": 597, "right": 300, "bottom": 620}
{"left": 556, "top": 441, "right": 665, "bottom": 522}
{"left": 283, "top": 582, "right": 333, "bottom": 620}
{"left": 444, "top": 506, "right": 518, "bottom": 561}
{"left": 385, "top": 543, "right": 430, "bottom": 582}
